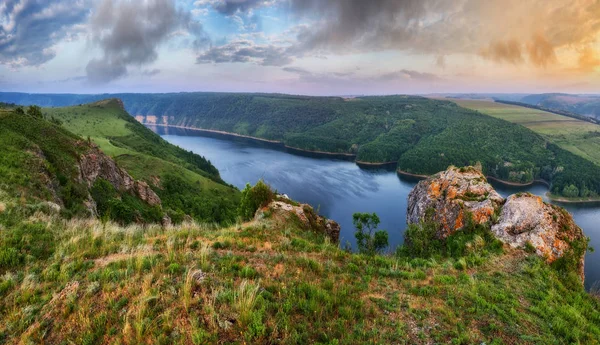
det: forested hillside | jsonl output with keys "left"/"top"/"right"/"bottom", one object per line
{"left": 2, "top": 92, "right": 600, "bottom": 200}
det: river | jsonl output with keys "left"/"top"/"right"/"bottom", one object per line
{"left": 151, "top": 125, "right": 600, "bottom": 289}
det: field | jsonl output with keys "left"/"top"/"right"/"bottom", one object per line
{"left": 450, "top": 99, "right": 600, "bottom": 167}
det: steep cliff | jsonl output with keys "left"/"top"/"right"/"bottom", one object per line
{"left": 407, "top": 166, "right": 587, "bottom": 281}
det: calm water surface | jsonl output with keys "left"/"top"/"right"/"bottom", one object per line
{"left": 151, "top": 126, "right": 600, "bottom": 289}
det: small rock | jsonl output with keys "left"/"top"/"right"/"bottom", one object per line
{"left": 190, "top": 269, "right": 207, "bottom": 284}
{"left": 161, "top": 214, "right": 172, "bottom": 228}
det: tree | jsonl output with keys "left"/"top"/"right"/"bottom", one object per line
{"left": 26, "top": 105, "right": 43, "bottom": 118}
{"left": 238, "top": 180, "right": 274, "bottom": 221}
{"left": 353, "top": 212, "right": 388, "bottom": 255}
{"left": 15, "top": 107, "right": 25, "bottom": 115}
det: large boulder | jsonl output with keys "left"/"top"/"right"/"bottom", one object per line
{"left": 407, "top": 166, "right": 503, "bottom": 238}
{"left": 255, "top": 201, "right": 340, "bottom": 242}
{"left": 492, "top": 193, "right": 586, "bottom": 280}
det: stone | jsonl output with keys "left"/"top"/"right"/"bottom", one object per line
{"left": 255, "top": 201, "right": 340, "bottom": 242}
{"left": 407, "top": 166, "right": 503, "bottom": 238}
{"left": 79, "top": 147, "right": 161, "bottom": 207}
{"left": 492, "top": 193, "right": 586, "bottom": 280}
{"left": 406, "top": 166, "right": 587, "bottom": 282}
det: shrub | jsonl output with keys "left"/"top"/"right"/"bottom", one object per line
{"left": 353, "top": 212, "right": 388, "bottom": 255}
{"left": 238, "top": 180, "right": 274, "bottom": 220}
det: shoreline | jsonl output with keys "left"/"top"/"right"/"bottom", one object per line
{"left": 356, "top": 160, "right": 398, "bottom": 167}
{"left": 485, "top": 176, "right": 550, "bottom": 188}
{"left": 148, "top": 123, "right": 356, "bottom": 159}
{"left": 396, "top": 169, "right": 429, "bottom": 179}
{"left": 148, "top": 123, "right": 600, "bottom": 205}
{"left": 547, "top": 193, "right": 600, "bottom": 204}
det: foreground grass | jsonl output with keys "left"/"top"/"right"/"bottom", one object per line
{"left": 1, "top": 203, "right": 599, "bottom": 344}
{"left": 450, "top": 98, "right": 600, "bottom": 167}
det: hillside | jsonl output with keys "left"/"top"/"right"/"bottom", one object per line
{"left": 0, "top": 102, "right": 239, "bottom": 225}
{"left": 0, "top": 169, "right": 598, "bottom": 344}
{"left": 3, "top": 93, "right": 600, "bottom": 200}
{"left": 519, "top": 93, "right": 600, "bottom": 120}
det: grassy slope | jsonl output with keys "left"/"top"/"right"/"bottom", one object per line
{"left": 450, "top": 99, "right": 600, "bottom": 167}
{"left": 0, "top": 107, "right": 91, "bottom": 215}
{"left": 0, "top": 204, "right": 598, "bottom": 344}
{"left": 43, "top": 100, "right": 240, "bottom": 223}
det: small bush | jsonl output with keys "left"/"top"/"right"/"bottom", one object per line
{"left": 238, "top": 180, "right": 274, "bottom": 221}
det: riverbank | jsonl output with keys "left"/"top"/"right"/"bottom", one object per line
{"left": 147, "top": 123, "right": 357, "bottom": 160}
{"left": 396, "top": 169, "right": 429, "bottom": 179}
{"left": 547, "top": 194, "right": 600, "bottom": 204}
{"left": 485, "top": 176, "right": 550, "bottom": 188}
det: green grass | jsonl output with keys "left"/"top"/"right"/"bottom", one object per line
{"left": 0, "top": 201, "right": 598, "bottom": 344}
{"left": 451, "top": 98, "right": 600, "bottom": 167}
{"left": 43, "top": 100, "right": 240, "bottom": 223}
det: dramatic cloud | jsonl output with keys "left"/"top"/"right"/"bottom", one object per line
{"left": 0, "top": 0, "right": 90, "bottom": 67}
{"left": 194, "top": 0, "right": 273, "bottom": 16}
{"left": 86, "top": 0, "right": 209, "bottom": 83}
{"left": 285, "top": 0, "right": 600, "bottom": 68}
{"left": 197, "top": 40, "right": 292, "bottom": 66}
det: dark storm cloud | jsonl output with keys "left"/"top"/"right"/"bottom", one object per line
{"left": 212, "top": 0, "right": 265, "bottom": 15}
{"left": 86, "top": 0, "right": 210, "bottom": 83}
{"left": 0, "top": 0, "right": 90, "bottom": 67}
{"left": 197, "top": 40, "right": 292, "bottom": 66}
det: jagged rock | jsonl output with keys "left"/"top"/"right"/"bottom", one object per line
{"left": 407, "top": 167, "right": 587, "bottom": 282}
{"left": 492, "top": 193, "right": 586, "bottom": 280}
{"left": 407, "top": 166, "right": 503, "bottom": 238}
{"left": 255, "top": 201, "right": 340, "bottom": 242}
{"left": 79, "top": 147, "right": 161, "bottom": 206}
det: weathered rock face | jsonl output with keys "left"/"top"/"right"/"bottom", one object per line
{"left": 407, "top": 166, "right": 587, "bottom": 282}
{"left": 255, "top": 201, "right": 340, "bottom": 242}
{"left": 407, "top": 167, "right": 503, "bottom": 238}
{"left": 79, "top": 147, "right": 161, "bottom": 206}
{"left": 492, "top": 193, "right": 586, "bottom": 280}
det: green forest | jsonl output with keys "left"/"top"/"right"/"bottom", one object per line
{"left": 2, "top": 92, "right": 600, "bottom": 199}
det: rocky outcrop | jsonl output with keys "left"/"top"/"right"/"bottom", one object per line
{"left": 407, "top": 166, "right": 503, "bottom": 238}
{"left": 255, "top": 201, "right": 340, "bottom": 242}
{"left": 492, "top": 193, "right": 585, "bottom": 280}
{"left": 407, "top": 166, "right": 587, "bottom": 282}
{"left": 79, "top": 147, "right": 161, "bottom": 206}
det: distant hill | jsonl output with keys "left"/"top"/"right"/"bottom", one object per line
{"left": 519, "top": 93, "right": 600, "bottom": 120}
{"left": 3, "top": 92, "right": 600, "bottom": 200}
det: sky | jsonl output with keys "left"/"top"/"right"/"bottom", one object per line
{"left": 1, "top": 0, "right": 599, "bottom": 95}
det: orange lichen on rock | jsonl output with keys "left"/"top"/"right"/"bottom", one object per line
{"left": 407, "top": 166, "right": 503, "bottom": 238}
